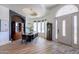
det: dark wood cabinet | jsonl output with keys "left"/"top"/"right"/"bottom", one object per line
{"left": 11, "top": 21, "right": 24, "bottom": 41}
{"left": 47, "top": 23, "right": 52, "bottom": 41}
{"left": 10, "top": 10, "right": 25, "bottom": 41}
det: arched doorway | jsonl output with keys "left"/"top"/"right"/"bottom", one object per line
{"left": 53, "top": 5, "right": 79, "bottom": 47}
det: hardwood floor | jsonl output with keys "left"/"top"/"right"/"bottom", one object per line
{"left": 0, "top": 37, "right": 79, "bottom": 54}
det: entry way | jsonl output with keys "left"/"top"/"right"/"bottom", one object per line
{"left": 53, "top": 12, "right": 79, "bottom": 48}
{"left": 57, "top": 15, "right": 72, "bottom": 46}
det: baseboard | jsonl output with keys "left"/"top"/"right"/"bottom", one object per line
{"left": 0, "top": 41, "right": 11, "bottom": 46}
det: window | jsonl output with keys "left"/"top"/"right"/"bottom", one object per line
{"left": 41, "top": 22, "right": 45, "bottom": 33}
{"left": 44, "top": 21, "right": 47, "bottom": 33}
{"left": 56, "top": 20, "right": 58, "bottom": 39}
{"left": 62, "top": 20, "right": 66, "bottom": 36}
{"left": 15, "top": 22, "right": 18, "bottom": 32}
{"left": 74, "top": 15, "right": 77, "bottom": 44}
{"left": 33, "top": 21, "right": 46, "bottom": 33}
{"left": 56, "top": 5, "right": 78, "bottom": 17}
{"left": 33, "top": 22, "right": 37, "bottom": 32}
{"left": 38, "top": 22, "right": 41, "bottom": 33}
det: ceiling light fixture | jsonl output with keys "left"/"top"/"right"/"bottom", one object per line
{"left": 22, "top": 5, "right": 46, "bottom": 18}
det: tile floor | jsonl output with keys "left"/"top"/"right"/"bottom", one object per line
{"left": 0, "top": 37, "right": 79, "bottom": 54}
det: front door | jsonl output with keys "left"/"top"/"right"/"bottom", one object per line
{"left": 56, "top": 15, "right": 72, "bottom": 46}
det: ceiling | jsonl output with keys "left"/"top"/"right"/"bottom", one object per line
{"left": 0, "top": 4, "right": 56, "bottom": 18}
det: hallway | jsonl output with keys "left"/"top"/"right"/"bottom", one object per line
{"left": 0, "top": 37, "right": 79, "bottom": 54}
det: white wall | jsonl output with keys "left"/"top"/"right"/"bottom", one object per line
{"left": 48, "top": 4, "right": 79, "bottom": 41}
{"left": 26, "top": 5, "right": 79, "bottom": 38}
{"left": 0, "top": 5, "right": 10, "bottom": 46}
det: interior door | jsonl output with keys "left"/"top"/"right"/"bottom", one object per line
{"left": 47, "top": 23, "right": 52, "bottom": 40}
{"left": 57, "top": 15, "right": 72, "bottom": 46}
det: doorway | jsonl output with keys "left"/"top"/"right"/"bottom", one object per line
{"left": 47, "top": 23, "right": 52, "bottom": 41}
{"left": 56, "top": 15, "right": 72, "bottom": 46}
{"left": 10, "top": 10, "right": 25, "bottom": 41}
{"left": 53, "top": 12, "right": 79, "bottom": 48}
